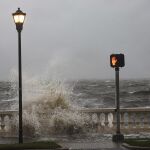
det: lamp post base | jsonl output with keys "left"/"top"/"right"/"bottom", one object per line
{"left": 112, "top": 133, "right": 124, "bottom": 143}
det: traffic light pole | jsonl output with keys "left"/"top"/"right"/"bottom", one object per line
{"left": 112, "top": 67, "right": 124, "bottom": 143}
{"left": 115, "top": 67, "right": 120, "bottom": 134}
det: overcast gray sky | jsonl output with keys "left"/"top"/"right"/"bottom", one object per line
{"left": 0, "top": 0, "right": 150, "bottom": 80}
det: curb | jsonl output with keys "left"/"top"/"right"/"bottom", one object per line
{"left": 122, "top": 143, "right": 150, "bottom": 150}
{"left": 57, "top": 148, "right": 69, "bottom": 150}
{"left": 56, "top": 147, "right": 69, "bottom": 150}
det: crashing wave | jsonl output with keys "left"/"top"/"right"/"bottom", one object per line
{"left": 8, "top": 71, "right": 89, "bottom": 137}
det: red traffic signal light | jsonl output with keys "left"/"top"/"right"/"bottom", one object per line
{"left": 110, "top": 54, "right": 125, "bottom": 68}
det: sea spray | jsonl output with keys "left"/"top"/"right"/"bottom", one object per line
{"left": 8, "top": 70, "right": 89, "bottom": 137}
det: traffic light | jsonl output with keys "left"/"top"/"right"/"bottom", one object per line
{"left": 110, "top": 54, "right": 125, "bottom": 68}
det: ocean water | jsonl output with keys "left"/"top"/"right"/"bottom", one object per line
{"left": 0, "top": 79, "right": 150, "bottom": 137}
{"left": 71, "top": 79, "right": 150, "bottom": 108}
{"left": 0, "top": 79, "right": 150, "bottom": 109}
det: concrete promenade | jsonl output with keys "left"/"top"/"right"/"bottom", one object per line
{"left": 59, "top": 141, "right": 128, "bottom": 150}
{"left": 58, "top": 135, "right": 129, "bottom": 150}
{"left": 0, "top": 136, "right": 130, "bottom": 150}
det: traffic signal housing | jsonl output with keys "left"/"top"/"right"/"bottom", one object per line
{"left": 110, "top": 54, "right": 125, "bottom": 68}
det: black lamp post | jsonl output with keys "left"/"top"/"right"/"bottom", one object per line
{"left": 12, "top": 8, "right": 26, "bottom": 144}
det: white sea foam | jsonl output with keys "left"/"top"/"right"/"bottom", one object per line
{"left": 128, "top": 91, "right": 136, "bottom": 94}
{"left": 8, "top": 69, "right": 90, "bottom": 137}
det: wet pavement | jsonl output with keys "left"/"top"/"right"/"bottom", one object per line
{"left": 59, "top": 141, "right": 128, "bottom": 150}
{"left": 0, "top": 136, "right": 129, "bottom": 149}
{"left": 57, "top": 134, "right": 129, "bottom": 150}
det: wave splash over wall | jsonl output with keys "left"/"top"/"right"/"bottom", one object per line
{"left": 8, "top": 69, "right": 89, "bottom": 138}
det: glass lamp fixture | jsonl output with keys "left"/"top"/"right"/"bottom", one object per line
{"left": 12, "top": 8, "right": 26, "bottom": 31}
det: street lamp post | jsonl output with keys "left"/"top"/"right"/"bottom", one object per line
{"left": 12, "top": 8, "right": 26, "bottom": 144}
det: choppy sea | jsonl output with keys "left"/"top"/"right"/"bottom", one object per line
{"left": 71, "top": 79, "right": 150, "bottom": 108}
{"left": 1, "top": 79, "right": 150, "bottom": 109}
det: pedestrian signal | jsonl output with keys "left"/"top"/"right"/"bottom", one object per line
{"left": 110, "top": 54, "right": 125, "bottom": 68}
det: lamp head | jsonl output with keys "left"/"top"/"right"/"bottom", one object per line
{"left": 12, "top": 8, "right": 26, "bottom": 32}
